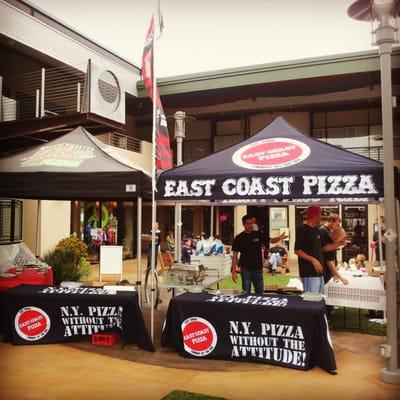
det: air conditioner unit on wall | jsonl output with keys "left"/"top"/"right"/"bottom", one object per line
{"left": 82, "top": 60, "right": 125, "bottom": 124}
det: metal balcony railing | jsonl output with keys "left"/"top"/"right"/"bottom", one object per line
{"left": 97, "top": 131, "right": 141, "bottom": 153}
{"left": 342, "top": 140, "right": 400, "bottom": 162}
{"left": 1, "top": 65, "right": 85, "bottom": 122}
{"left": 346, "top": 146, "right": 384, "bottom": 161}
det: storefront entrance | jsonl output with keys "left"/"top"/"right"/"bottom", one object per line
{"left": 247, "top": 206, "right": 269, "bottom": 235}
{"left": 342, "top": 205, "right": 368, "bottom": 261}
{"left": 71, "top": 201, "right": 136, "bottom": 262}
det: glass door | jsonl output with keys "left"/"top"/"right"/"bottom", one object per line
{"left": 342, "top": 205, "right": 368, "bottom": 261}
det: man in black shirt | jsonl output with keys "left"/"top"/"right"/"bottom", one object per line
{"left": 231, "top": 214, "right": 287, "bottom": 294}
{"left": 295, "top": 205, "right": 325, "bottom": 294}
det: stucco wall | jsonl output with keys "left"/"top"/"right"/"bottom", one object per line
{"left": 22, "top": 200, "right": 39, "bottom": 255}
{"left": 104, "top": 142, "right": 152, "bottom": 177}
{"left": 39, "top": 200, "right": 71, "bottom": 257}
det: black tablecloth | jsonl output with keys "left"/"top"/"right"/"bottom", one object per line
{"left": 161, "top": 292, "right": 336, "bottom": 372}
{"left": 2, "top": 285, "right": 154, "bottom": 351}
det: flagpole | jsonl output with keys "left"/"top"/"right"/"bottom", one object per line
{"left": 142, "top": 1, "right": 171, "bottom": 343}
{"left": 150, "top": 14, "right": 157, "bottom": 342}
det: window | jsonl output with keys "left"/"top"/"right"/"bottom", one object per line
{"left": 342, "top": 205, "right": 368, "bottom": 262}
{"left": 295, "top": 205, "right": 339, "bottom": 229}
{"left": 0, "top": 199, "right": 23, "bottom": 244}
{"left": 183, "top": 139, "right": 212, "bottom": 164}
{"left": 213, "top": 134, "right": 242, "bottom": 152}
{"left": 311, "top": 110, "right": 387, "bottom": 161}
{"left": 214, "top": 120, "right": 243, "bottom": 152}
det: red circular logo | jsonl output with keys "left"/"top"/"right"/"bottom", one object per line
{"left": 181, "top": 317, "right": 217, "bottom": 356}
{"left": 15, "top": 307, "right": 50, "bottom": 341}
{"left": 232, "top": 138, "right": 310, "bottom": 170}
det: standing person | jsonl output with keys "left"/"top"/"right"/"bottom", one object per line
{"left": 231, "top": 214, "right": 287, "bottom": 294}
{"left": 294, "top": 205, "right": 324, "bottom": 294}
{"left": 319, "top": 213, "right": 349, "bottom": 285}
{"left": 353, "top": 220, "right": 364, "bottom": 246}
{"left": 372, "top": 215, "right": 386, "bottom": 263}
{"left": 165, "top": 230, "right": 175, "bottom": 253}
{"left": 181, "top": 238, "right": 192, "bottom": 264}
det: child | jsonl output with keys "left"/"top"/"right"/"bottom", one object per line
{"left": 356, "top": 253, "right": 366, "bottom": 270}
{"left": 181, "top": 239, "right": 192, "bottom": 264}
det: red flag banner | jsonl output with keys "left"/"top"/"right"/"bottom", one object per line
{"left": 155, "top": 93, "right": 173, "bottom": 169}
{"left": 141, "top": 12, "right": 173, "bottom": 170}
{"left": 142, "top": 14, "right": 154, "bottom": 97}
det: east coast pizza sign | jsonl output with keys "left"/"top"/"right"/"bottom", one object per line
{"left": 14, "top": 306, "right": 51, "bottom": 341}
{"left": 182, "top": 317, "right": 217, "bottom": 357}
{"left": 232, "top": 138, "right": 310, "bottom": 170}
{"left": 161, "top": 138, "right": 380, "bottom": 200}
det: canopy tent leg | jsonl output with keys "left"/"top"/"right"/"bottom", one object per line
{"left": 175, "top": 203, "right": 182, "bottom": 263}
{"left": 36, "top": 200, "right": 41, "bottom": 259}
{"left": 396, "top": 199, "right": 400, "bottom": 280}
{"left": 136, "top": 196, "right": 142, "bottom": 306}
{"left": 376, "top": 203, "right": 384, "bottom": 271}
{"left": 215, "top": 206, "right": 220, "bottom": 236}
{"left": 210, "top": 203, "right": 214, "bottom": 238}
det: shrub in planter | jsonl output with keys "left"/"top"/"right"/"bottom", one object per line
{"left": 56, "top": 237, "right": 88, "bottom": 263}
{"left": 43, "top": 249, "right": 82, "bottom": 284}
{"left": 78, "top": 257, "right": 92, "bottom": 282}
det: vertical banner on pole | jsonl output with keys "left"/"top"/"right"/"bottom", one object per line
{"left": 141, "top": 1, "right": 172, "bottom": 341}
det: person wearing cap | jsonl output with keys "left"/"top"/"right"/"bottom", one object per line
{"left": 294, "top": 205, "right": 325, "bottom": 294}
{"left": 231, "top": 214, "right": 287, "bottom": 294}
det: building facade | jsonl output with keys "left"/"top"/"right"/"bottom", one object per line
{"left": 1, "top": 0, "right": 399, "bottom": 263}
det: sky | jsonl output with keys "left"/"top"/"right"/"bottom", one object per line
{"left": 29, "top": 0, "right": 374, "bottom": 78}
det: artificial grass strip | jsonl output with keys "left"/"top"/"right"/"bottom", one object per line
{"left": 161, "top": 390, "right": 227, "bottom": 400}
{"left": 329, "top": 307, "right": 386, "bottom": 336}
{"left": 210, "top": 273, "right": 291, "bottom": 290}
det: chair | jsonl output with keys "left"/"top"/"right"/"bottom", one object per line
{"left": 157, "top": 251, "right": 174, "bottom": 275}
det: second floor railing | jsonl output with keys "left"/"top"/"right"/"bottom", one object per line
{"left": 97, "top": 131, "right": 141, "bottom": 153}
{"left": 346, "top": 145, "right": 384, "bottom": 161}
{"left": 1, "top": 65, "right": 85, "bottom": 122}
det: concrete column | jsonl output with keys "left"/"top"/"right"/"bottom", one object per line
{"left": 234, "top": 206, "right": 247, "bottom": 236}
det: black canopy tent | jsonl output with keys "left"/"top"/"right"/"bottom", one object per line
{"left": 156, "top": 117, "right": 384, "bottom": 203}
{"left": 0, "top": 126, "right": 152, "bottom": 200}
{"left": 0, "top": 126, "right": 151, "bottom": 293}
